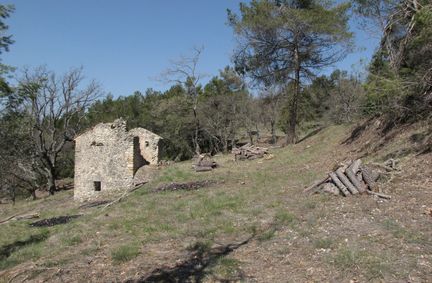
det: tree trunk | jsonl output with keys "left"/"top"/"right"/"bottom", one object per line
{"left": 9, "top": 187, "right": 16, "bottom": 205}
{"left": 223, "top": 137, "right": 228, "bottom": 154}
{"left": 286, "top": 45, "right": 300, "bottom": 144}
{"left": 31, "top": 189, "right": 37, "bottom": 200}
{"left": 193, "top": 106, "right": 200, "bottom": 155}
{"left": 44, "top": 160, "right": 57, "bottom": 195}
{"left": 270, "top": 120, "right": 276, "bottom": 144}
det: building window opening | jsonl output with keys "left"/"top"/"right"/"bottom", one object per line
{"left": 94, "top": 181, "right": 101, "bottom": 191}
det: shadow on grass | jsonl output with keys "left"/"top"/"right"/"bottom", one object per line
{"left": 125, "top": 236, "right": 253, "bottom": 283}
{"left": 296, "top": 127, "right": 325, "bottom": 144}
{"left": 0, "top": 232, "right": 49, "bottom": 261}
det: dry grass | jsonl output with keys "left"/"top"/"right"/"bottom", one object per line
{"left": 0, "top": 124, "right": 431, "bottom": 282}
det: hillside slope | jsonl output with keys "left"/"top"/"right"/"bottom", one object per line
{"left": 0, "top": 123, "right": 431, "bottom": 282}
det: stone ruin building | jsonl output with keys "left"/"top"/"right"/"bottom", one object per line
{"left": 74, "top": 119, "right": 162, "bottom": 201}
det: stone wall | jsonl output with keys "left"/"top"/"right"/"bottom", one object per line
{"left": 74, "top": 119, "right": 162, "bottom": 201}
{"left": 74, "top": 119, "right": 134, "bottom": 201}
{"left": 128, "top": 128, "right": 162, "bottom": 165}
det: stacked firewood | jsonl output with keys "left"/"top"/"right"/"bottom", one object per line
{"left": 232, "top": 143, "right": 269, "bottom": 161}
{"left": 305, "top": 159, "right": 391, "bottom": 199}
{"left": 194, "top": 154, "right": 218, "bottom": 172}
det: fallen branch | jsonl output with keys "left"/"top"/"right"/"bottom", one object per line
{"left": 79, "top": 200, "right": 111, "bottom": 209}
{"left": 366, "top": 190, "right": 391, "bottom": 199}
{"left": 303, "top": 176, "right": 330, "bottom": 193}
{"left": 0, "top": 213, "right": 40, "bottom": 225}
{"left": 101, "top": 185, "right": 146, "bottom": 210}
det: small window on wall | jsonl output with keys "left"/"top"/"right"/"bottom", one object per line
{"left": 94, "top": 181, "right": 101, "bottom": 191}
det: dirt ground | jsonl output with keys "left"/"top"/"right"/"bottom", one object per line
{"left": 0, "top": 121, "right": 431, "bottom": 282}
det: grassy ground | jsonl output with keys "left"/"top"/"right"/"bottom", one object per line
{"left": 0, "top": 124, "right": 431, "bottom": 282}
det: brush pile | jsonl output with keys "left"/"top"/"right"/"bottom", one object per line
{"left": 305, "top": 159, "right": 392, "bottom": 199}
{"left": 232, "top": 143, "right": 269, "bottom": 161}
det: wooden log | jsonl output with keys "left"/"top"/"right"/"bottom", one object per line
{"left": 198, "top": 160, "right": 216, "bottom": 168}
{"left": 195, "top": 166, "right": 213, "bottom": 172}
{"left": 347, "top": 159, "right": 362, "bottom": 174}
{"left": 362, "top": 166, "right": 379, "bottom": 191}
{"left": 335, "top": 168, "right": 359, "bottom": 195}
{"left": 329, "top": 172, "right": 350, "bottom": 197}
{"left": 366, "top": 190, "right": 391, "bottom": 199}
{"left": 346, "top": 169, "right": 367, "bottom": 194}
{"left": 304, "top": 176, "right": 330, "bottom": 193}
{"left": 356, "top": 171, "right": 363, "bottom": 182}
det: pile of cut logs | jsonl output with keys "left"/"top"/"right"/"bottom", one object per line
{"left": 304, "top": 159, "right": 391, "bottom": 199}
{"left": 194, "top": 154, "right": 218, "bottom": 172}
{"left": 232, "top": 144, "right": 269, "bottom": 161}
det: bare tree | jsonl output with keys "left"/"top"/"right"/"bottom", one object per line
{"left": 0, "top": 112, "right": 42, "bottom": 201}
{"left": 329, "top": 73, "right": 364, "bottom": 123}
{"left": 352, "top": 0, "right": 398, "bottom": 37}
{"left": 200, "top": 67, "right": 248, "bottom": 153}
{"left": 160, "top": 47, "right": 204, "bottom": 155}
{"left": 16, "top": 66, "right": 102, "bottom": 195}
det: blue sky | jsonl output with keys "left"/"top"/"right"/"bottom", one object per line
{"left": 2, "top": 0, "right": 379, "bottom": 97}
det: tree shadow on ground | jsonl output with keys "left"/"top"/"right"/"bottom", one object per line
{"left": 296, "top": 127, "right": 325, "bottom": 144}
{"left": 125, "top": 236, "right": 253, "bottom": 283}
{"left": 0, "top": 232, "right": 49, "bottom": 261}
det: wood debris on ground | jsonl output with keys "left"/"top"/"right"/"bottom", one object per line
{"left": 78, "top": 200, "right": 111, "bottom": 209}
{"left": 0, "top": 212, "right": 40, "bottom": 225}
{"left": 193, "top": 154, "right": 219, "bottom": 172}
{"left": 152, "top": 180, "right": 217, "bottom": 193}
{"left": 29, "top": 215, "right": 82, "bottom": 227}
{"left": 232, "top": 143, "right": 269, "bottom": 161}
{"left": 304, "top": 159, "right": 394, "bottom": 199}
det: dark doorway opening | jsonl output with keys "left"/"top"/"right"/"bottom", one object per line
{"left": 94, "top": 181, "right": 101, "bottom": 191}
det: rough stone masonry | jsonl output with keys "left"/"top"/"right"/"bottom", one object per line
{"left": 74, "top": 119, "right": 162, "bottom": 201}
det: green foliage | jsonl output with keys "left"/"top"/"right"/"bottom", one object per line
{"left": 0, "top": 4, "right": 14, "bottom": 54}
{"left": 229, "top": 0, "right": 353, "bottom": 141}
{"left": 274, "top": 210, "right": 297, "bottom": 227}
{"left": 359, "top": 0, "right": 432, "bottom": 120}
{"left": 83, "top": 67, "right": 252, "bottom": 160}
{"left": 84, "top": 86, "right": 196, "bottom": 160}
{"left": 229, "top": 0, "right": 352, "bottom": 84}
{"left": 363, "top": 68, "right": 406, "bottom": 116}
{"left": 331, "top": 246, "right": 392, "bottom": 280}
{"left": 406, "top": 5, "right": 432, "bottom": 73}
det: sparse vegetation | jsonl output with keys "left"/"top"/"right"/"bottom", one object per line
{"left": 0, "top": 0, "right": 431, "bottom": 282}
{"left": 0, "top": 125, "right": 431, "bottom": 281}
{"left": 111, "top": 244, "right": 140, "bottom": 263}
